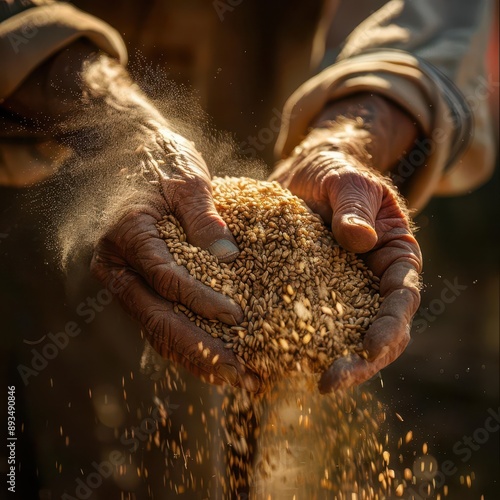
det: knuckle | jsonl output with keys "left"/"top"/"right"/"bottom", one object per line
{"left": 108, "top": 205, "right": 160, "bottom": 242}
{"left": 90, "top": 242, "right": 120, "bottom": 281}
{"left": 326, "top": 171, "right": 383, "bottom": 214}
{"left": 143, "top": 307, "right": 170, "bottom": 343}
{"left": 110, "top": 209, "right": 144, "bottom": 238}
{"left": 401, "top": 286, "right": 421, "bottom": 315}
{"left": 185, "top": 208, "right": 223, "bottom": 240}
{"left": 181, "top": 287, "right": 200, "bottom": 310}
{"left": 117, "top": 279, "right": 137, "bottom": 308}
{"left": 150, "top": 262, "right": 181, "bottom": 298}
{"left": 169, "top": 175, "right": 210, "bottom": 202}
{"left": 125, "top": 208, "right": 147, "bottom": 223}
{"left": 89, "top": 255, "right": 105, "bottom": 280}
{"left": 184, "top": 174, "right": 210, "bottom": 192}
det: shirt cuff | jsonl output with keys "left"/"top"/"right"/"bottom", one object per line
{"left": 0, "top": 1, "right": 127, "bottom": 99}
{"left": 274, "top": 50, "right": 491, "bottom": 211}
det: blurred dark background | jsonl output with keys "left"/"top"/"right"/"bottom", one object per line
{"left": 380, "top": 10, "right": 499, "bottom": 497}
{"left": 1, "top": 1, "right": 498, "bottom": 498}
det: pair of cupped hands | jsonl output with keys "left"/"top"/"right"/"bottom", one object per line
{"left": 90, "top": 97, "right": 422, "bottom": 395}
{"left": 4, "top": 42, "right": 422, "bottom": 394}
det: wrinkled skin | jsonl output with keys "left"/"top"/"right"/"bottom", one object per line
{"left": 3, "top": 37, "right": 422, "bottom": 393}
{"left": 2, "top": 40, "right": 260, "bottom": 392}
{"left": 270, "top": 95, "right": 423, "bottom": 392}
{"left": 90, "top": 129, "right": 260, "bottom": 392}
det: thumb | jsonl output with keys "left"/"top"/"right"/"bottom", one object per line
{"left": 328, "top": 168, "right": 382, "bottom": 253}
{"left": 170, "top": 178, "right": 239, "bottom": 263}
{"left": 148, "top": 128, "right": 240, "bottom": 262}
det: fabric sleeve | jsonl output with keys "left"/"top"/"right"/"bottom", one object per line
{"left": 0, "top": 0, "right": 127, "bottom": 187}
{"left": 275, "top": 0, "right": 496, "bottom": 211}
{"left": 0, "top": 0, "right": 127, "bottom": 99}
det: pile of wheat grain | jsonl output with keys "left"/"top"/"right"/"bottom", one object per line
{"left": 156, "top": 177, "right": 381, "bottom": 386}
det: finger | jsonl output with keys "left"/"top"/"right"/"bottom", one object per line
{"left": 365, "top": 223, "right": 422, "bottom": 279}
{"left": 156, "top": 162, "right": 240, "bottom": 263}
{"left": 174, "top": 180, "right": 239, "bottom": 262}
{"left": 363, "top": 269, "right": 420, "bottom": 360}
{"left": 325, "top": 167, "right": 382, "bottom": 253}
{"left": 93, "top": 264, "right": 260, "bottom": 392}
{"left": 320, "top": 276, "right": 417, "bottom": 393}
{"left": 97, "top": 231, "right": 244, "bottom": 326}
{"left": 319, "top": 231, "right": 420, "bottom": 393}
{"left": 318, "top": 333, "right": 409, "bottom": 393}
{"left": 363, "top": 225, "right": 421, "bottom": 359}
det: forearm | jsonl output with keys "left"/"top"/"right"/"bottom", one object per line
{"left": 308, "top": 93, "right": 419, "bottom": 178}
{"left": 0, "top": 38, "right": 197, "bottom": 193}
{"left": 76, "top": 47, "right": 166, "bottom": 134}
{"left": 63, "top": 48, "right": 171, "bottom": 162}
{"left": 2, "top": 39, "right": 165, "bottom": 143}
{"left": 276, "top": 93, "right": 420, "bottom": 199}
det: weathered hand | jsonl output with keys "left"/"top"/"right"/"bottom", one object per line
{"left": 90, "top": 127, "right": 260, "bottom": 392}
{"left": 270, "top": 131, "right": 422, "bottom": 393}
{"left": 3, "top": 38, "right": 260, "bottom": 391}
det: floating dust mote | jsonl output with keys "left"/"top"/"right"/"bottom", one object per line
{"left": 156, "top": 177, "right": 381, "bottom": 386}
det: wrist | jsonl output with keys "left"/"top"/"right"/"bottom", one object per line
{"left": 310, "top": 93, "right": 419, "bottom": 173}
{"left": 290, "top": 121, "right": 372, "bottom": 174}
{"left": 78, "top": 51, "right": 167, "bottom": 129}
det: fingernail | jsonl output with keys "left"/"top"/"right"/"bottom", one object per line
{"left": 347, "top": 216, "right": 370, "bottom": 227}
{"left": 208, "top": 239, "right": 239, "bottom": 263}
{"left": 240, "top": 372, "right": 260, "bottom": 393}
{"left": 216, "top": 364, "right": 239, "bottom": 386}
{"left": 217, "top": 313, "right": 238, "bottom": 326}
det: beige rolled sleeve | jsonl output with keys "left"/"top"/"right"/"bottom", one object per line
{"left": 0, "top": 1, "right": 127, "bottom": 187}
{"left": 0, "top": 1, "right": 127, "bottom": 99}
{"left": 275, "top": 0, "right": 496, "bottom": 211}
